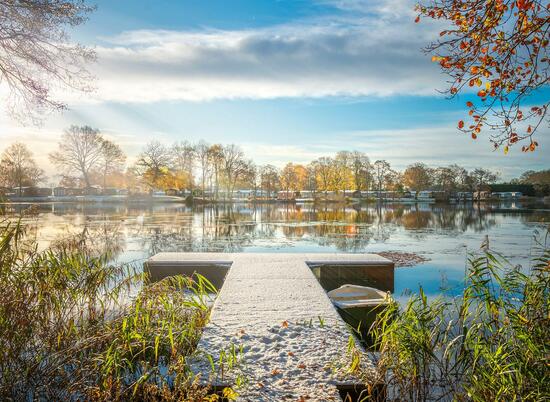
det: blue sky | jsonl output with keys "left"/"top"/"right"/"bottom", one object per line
{"left": 1, "top": 0, "right": 548, "bottom": 180}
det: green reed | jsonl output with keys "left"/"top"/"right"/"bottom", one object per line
{"left": 0, "top": 219, "right": 216, "bottom": 401}
{"left": 364, "top": 232, "right": 550, "bottom": 401}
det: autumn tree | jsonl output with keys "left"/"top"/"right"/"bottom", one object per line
{"left": 312, "top": 157, "right": 334, "bottom": 195}
{"left": 333, "top": 151, "right": 354, "bottom": 195}
{"left": 0, "top": 0, "right": 96, "bottom": 122}
{"left": 402, "top": 163, "right": 433, "bottom": 197}
{"left": 135, "top": 141, "right": 172, "bottom": 190}
{"left": 0, "top": 142, "right": 45, "bottom": 191}
{"left": 98, "top": 139, "right": 125, "bottom": 188}
{"left": 279, "top": 163, "right": 298, "bottom": 193}
{"left": 517, "top": 168, "right": 550, "bottom": 195}
{"left": 350, "top": 151, "right": 372, "bottom": 192}
{"left": 49, "top": 125, "right": 104, "bottom": 188}
{"left": 416, "top": 0, "right": 549, "bottom": 152}
{"left": 279, "top": 163, "right": 308, "bottom": 193}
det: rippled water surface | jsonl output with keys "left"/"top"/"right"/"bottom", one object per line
{"left": 4, "top": 201, "right": 548, "bottom": 299}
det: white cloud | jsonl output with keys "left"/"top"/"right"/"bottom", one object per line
{"left": 240, "top": 127, "right": 549, "bottom": 180}
{"left": 59, "top": 0, "right": 446, "bottom": 104}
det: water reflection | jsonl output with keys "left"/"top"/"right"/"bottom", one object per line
{"left": 311, "top": 263, "right": 395, "bottom": 293}
{"left": 3, "top": 202, "right": 548, "bottom": 260}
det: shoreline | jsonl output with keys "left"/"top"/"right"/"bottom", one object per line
{"left": 1, "top": 195, "right": 545, "bottom": 206}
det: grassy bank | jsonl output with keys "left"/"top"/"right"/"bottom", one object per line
{"left": 0, "top": 219, "right": 217, "bottom": 401}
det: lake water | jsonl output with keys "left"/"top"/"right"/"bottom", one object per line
{"left": 3, "top": 201, "right": 548, "bottom": 301}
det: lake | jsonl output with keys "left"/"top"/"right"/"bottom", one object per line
{"left": 3, "top": 201, "right": 548, "bottom": 301}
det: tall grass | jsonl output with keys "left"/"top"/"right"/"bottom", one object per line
{"left": 0, "top": 219, "right": 216, "bottom": 401}
{"left": 366, "top": 232, "right": 550, "bottom": 401}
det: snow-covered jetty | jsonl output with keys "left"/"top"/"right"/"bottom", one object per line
{"left": 146, "top": 252, "right": 394, "bottom": 401}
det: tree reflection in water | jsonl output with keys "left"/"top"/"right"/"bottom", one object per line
{"left": 1, "top": 201, "right": 547, "bottom": 259}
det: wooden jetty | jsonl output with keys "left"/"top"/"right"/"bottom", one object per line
{"left": 146, "top": 253, "right": 394, "bottom": 401}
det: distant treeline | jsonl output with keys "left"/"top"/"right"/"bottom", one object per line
{"left": 1, "top": 125, "right": 549, "bottom": 197}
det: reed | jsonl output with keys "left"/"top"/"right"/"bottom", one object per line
{"left": 366, "top": 232, "right": 550, "bottom": 401}
{"left": 0, "top": 219, "right": 216, "bottom": 401}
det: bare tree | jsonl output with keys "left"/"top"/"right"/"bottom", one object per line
{"left": 373, "top": 160, "right": 392, "bottom": 195}
{"left": 0, "top": 142, "right": 45, "bottom": 192}
{"left": 99, "top": 139, "right": 125, "bottom": 188}
{"left": 471, "top": 168, "right": 499, "bottom": 191}
{"left": 171, "top": 141, "right": 195, "bottom": 191}
{"left": 260, "top": 164, "right": 279, "bottom": 199}
{"left": 220, "top": 144, "right": 248, "bottom": 197}
{"left": 207, "top": 144, "right": 224, "bottom": 200}
{"left": 49, "top": 125, "right": 104, "bottom": 187}
{"left": 0, "top": 0, "right": 96, "bottom": 122}
{"left": 194, "top": 141, "right": 211, "bottom": 196}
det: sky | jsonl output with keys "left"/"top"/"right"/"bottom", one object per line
{"left": 0, "top": 0, "right": 548, "bottom": 182}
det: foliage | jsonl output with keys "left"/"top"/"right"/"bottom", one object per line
{"left": 1, "top": 136, "right": 517, "bottom": 196}
{"left": 0, "top": 218, "right": 215, "bottom": 401}
{"left": 280, "top": 163, "right": 308, "bottom": 192}
{"left": 0, "top": 0, "right": 96, "bottom": 123}
{"left": 416, "top": 0, "right": 549, "bottom": 152}
{"left": 514, "top": 169, "right": 550, "bottom": 195}
{"left": 134, "top": 141, "right": 174, "bottom": 191}
{"left": 368, "top": 234, "right": 550, "bottom": 401}
{"left": 0, "top": 142, "right": 45, "bottom": 190}
{"left": 49, "top": 125, "right": 107, "bottom": 188}
{"left": 99, "top": 140, "right": 126, "bottom": 188}
{"left": 403, "top": 163, "right": 433, "bottom": 196}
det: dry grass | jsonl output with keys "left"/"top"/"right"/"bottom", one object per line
{"left": 0, "top": 218, "right": 218, "bottom": 401}
{"left": 365, "top": 231, "right": 550, "bottom": 401}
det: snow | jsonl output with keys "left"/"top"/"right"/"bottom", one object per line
{"left": 147, "top": 252, "right": 393, "bottom": 401}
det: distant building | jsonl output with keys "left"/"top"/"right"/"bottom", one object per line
{"left": 277, "top": 190, "right": 297, "bottom": 201}
{"left": 65, "top": 187, "right": 84, "bottom": 196}
{"left": 12, "top": 186, "right": 52, "bottom": 197}
{"left": 473, "top": 191, "right": 491, "bottom": 200}
{"left": 492, "top": 191, "right": 523, "bottom": 199}
{"left": 84, "top": 185, "right": 102, "bottom": 196}
{"left": 102, "top": 187, "right": 119, "bottom": 196}
{"left": 456, "top": 192, "right": 473, "bottom": 201}
{"left": 164, "top": 188, "right": 179, "bottom": 196}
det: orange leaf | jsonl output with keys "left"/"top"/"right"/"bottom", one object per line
{"left": 415, "top": 16, "right": 420, "bottom": 23}
{"left": 281, "top": 321, "right": 289, "bottom": 328}
{"left": 298, "top": 363, "right": 306, "bottom": 369}
{"left": 466, "top": 101, "right": 473, "bottom": 107}
{"left": 458, "top": 120, "right": 465, "bottom": 129}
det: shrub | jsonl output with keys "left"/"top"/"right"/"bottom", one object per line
{"left": 369, "top": 233, "right": 550, "bottom": 401}
{"left": 0, "top": 219, "right": 215, "bottom": 401}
